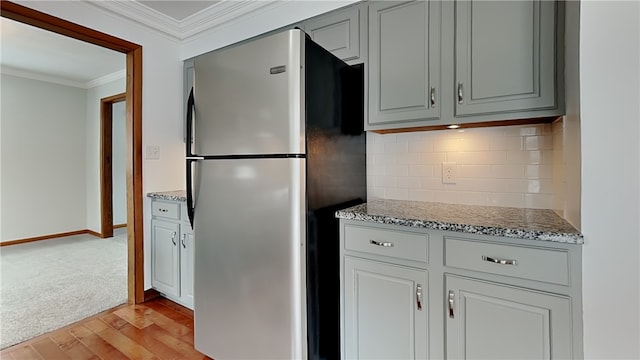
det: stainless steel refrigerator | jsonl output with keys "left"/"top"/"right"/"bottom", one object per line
{"left": 185, "top": 29, "right": 366, "bottom": 360}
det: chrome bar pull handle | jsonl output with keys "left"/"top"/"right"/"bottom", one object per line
{"left": 457, "top": 82, "right": 464, "bottom": 104}
{"left": 186, "top": 87, "right": 196, "bottom": 229}
{"left": 370, "top": 240, "right": 394, "bottom": 248}
{"left": 430, "top": 87, "right": 436, "bottom": 108}
{"left": 482, "top": 256, "right": 517, "bottom": 266}
{"left": 181, "top": 233, "right": 187, "bottom": 248}
{"left": 448, "top": 290, "right": 455, "bottom": 318}
{"left": 171, "top": 231, "right": 177, "bottom": 246}
{"left": 416, "top": 284, "right": 423, "bottom": 311}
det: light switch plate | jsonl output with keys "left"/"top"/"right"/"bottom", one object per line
{"left": 146, "top": 145, "right": 160, "bottom": 160}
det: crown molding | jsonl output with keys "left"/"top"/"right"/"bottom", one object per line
{"left": 87, "top": 0, "right": 182, "bottom": 39}
{"left": 1, "top": 66, "right": 86, "bottom": 88}
{"left": 87, "top": 0, "right": 281, "bottom": 41}
{"left": 180, "top": 1, "right": 277, "bottom": 39}
{"left": 85, "top": 69, "right": 126, "bottom": 89}
{"left": 2, "top": 66, "right": 125, "bottom": 89}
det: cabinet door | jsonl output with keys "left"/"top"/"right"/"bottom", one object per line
{"left": 455, "top": 0, "right": 557, "bottom": 117}
{"left": 368, "top": 0, "right": 440, "bottom": 127}
{"left": 180, "top": 226, "right": 194, "bottom": 309}
{"left": 303, "top": 4, "right": 364, "bottom": 63}
{"left": 445, "top": 275, "right": 572, "bottom": 359}
{"left": 151, "top": 219, "right": 180, "bottom": 297}
{"left": 344, "top": 256, "right": 428, "bottom": 359}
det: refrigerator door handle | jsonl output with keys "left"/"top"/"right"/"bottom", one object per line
{"left": 186, "top": 87, "right": 197, "bottom": 228}
{"left": 186, "top": 158, "right": 196, "bottom": 228}
{"left": 186, "top": 87, "right": 195, "bottom": 156}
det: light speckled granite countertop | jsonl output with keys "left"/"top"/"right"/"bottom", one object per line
{"left": 336, "top": 199, "right": 583, "bottom": 244}
{"left": 147, "top": 190, "right": 186, "bottom": 202}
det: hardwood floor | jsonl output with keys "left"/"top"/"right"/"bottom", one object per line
{"left": 1, "top": 298, "right": 211, "bottom": 360}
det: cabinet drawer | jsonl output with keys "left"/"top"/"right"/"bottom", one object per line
{"left": 444, "top": 237, "right": 569, "bottom": 285}
{"left": 344, "top": 225, "right": 428, "bottom": 263}
{"left": 152, "top": 201, "right": 180, "bottom": 220}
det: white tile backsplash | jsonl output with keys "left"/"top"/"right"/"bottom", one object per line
{"left": 491, "top": 164, "right": 524, "bottom": 178}
{"left": 367, "top": 123, "right": 561, "bottom": 209}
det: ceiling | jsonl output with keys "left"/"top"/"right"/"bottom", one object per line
{"left": 0, "top": 17, "right": 126, "bottom": 87}
{"left": 138, "top": 1, "right": 219, "bottom": 21}
{"left": 0, "top": 0, "right": 245, "bottom": 87}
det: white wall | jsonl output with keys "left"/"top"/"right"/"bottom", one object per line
{"left": 112, "top": 100, "right": 127, "bottom": 226}
{"left": 85, "top": 77, "right": 125, "bottom": 233}
{"left": 0, "top": 74, "right": 87, "bottom": 241}
{"left": 0, "top": 74, "right": 128, "bottom": 240}
{"left": 562, "top": 0, "right": 582, "bottom": 229}
{"left": 580, "top": 1, "right": 640, "bottom": 358}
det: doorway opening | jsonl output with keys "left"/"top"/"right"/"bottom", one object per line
{"left": 0, "top": 1, "right": 145, "bottom": 304}
{"left": 101, "top": 93, "right": 127, "bottom": 238}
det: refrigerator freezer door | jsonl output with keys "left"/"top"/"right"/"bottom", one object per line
{"left": 193, "top": 30, "right": 305, "bottom": 156}
{"left": 193, "top": 158, "right": 307, "bottom": 360}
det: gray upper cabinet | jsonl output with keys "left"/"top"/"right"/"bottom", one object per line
{"left": 364, "top": 0, "right": 564, "bottom": 132}
{"left": 455, "top": 0, "right": 560, "bottom": 117}
{"left": 367, "top": 0, "right": 441, "bottom": 128}
{"left": 302, "top": 4, "right": 366, "bottom": 65}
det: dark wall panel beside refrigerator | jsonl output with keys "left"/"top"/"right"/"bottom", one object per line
{"left": 305, "top": 38, "right": 366, "bottom": 360}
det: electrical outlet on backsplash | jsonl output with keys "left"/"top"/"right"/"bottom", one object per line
{"left": 366, "top": 122, "right": 565, "bottom": 210}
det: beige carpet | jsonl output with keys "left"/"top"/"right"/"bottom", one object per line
{"left": 0, "top": 230, "right": 127, "bottom": 349}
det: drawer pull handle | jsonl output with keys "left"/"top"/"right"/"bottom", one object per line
{"left": 448, "top": 290, "right": 455, "bottom": 318}
{"left": 416, "top": 284, "right": 423, "bottom": 311}
{"left": 370, "top": 240, "right": 394, "bottom": 248}
{"left": 171, "top": 232, "right": 177, "bottom": 246}
{"left": 482, "top": 256, "right": 517, "bottom": 266}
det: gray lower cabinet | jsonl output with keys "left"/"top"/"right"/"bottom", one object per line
{"left": 179, "top": 226, "right": 195, "bottom": 307}
{"left": 341, "top": 223, "right": 430, "bottom": 359}
{"left": 150, "top": 199, "right": 194, "bottom": 309}
{"left": 340, "top": 219, "right": 583, "bottom": 359}
{"left": 344, "top": 256, "right": 428, "bottom": 359}
{"left": 367, "top": 0, "right": 441, "bottom": 128}
{"left": 445, "top": 275, "right": 572, "bottom": 359}
{"left": 151, "top": 219, "right": 180, "bottom": 297}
